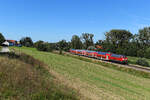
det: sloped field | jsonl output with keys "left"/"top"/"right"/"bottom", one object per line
{"left": 14, "top": 47, "right": 150, "bottom": 100}
{"left": 0, "top": 53, "right": 79, "bottom": 100}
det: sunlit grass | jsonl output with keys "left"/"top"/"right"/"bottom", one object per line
{"left": 14, "top": 47, "right": 150, "bottom": 100}
{"left": 0, "top": 51, "right": 79, "bottom": 100}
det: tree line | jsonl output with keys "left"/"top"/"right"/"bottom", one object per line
{"left": 1, "top": 26, "right": 150, "bottom": 58}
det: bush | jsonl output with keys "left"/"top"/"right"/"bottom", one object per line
{"left": 144, "top": 47, "right": 150, "bottom": 59}
{"left": 136, "top": 58, "right": 149, "bottom": 67}
{"left": 20, "top": 37, "right": 33, "bottom": 47}
{"left": 0, "top": 33, "right": 5, "bottom": 45}
{"left": 35, "top": 41, "right": 53, "bottom": 52}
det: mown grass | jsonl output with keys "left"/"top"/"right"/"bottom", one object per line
{"left": 128, "top": 56, "right": 150, "bottom": 65}
{"left": 13, "top": 47, "right": 150, "bottom": 100}
{"left": 0, "top": 52, "right": 79, "bottom": 100}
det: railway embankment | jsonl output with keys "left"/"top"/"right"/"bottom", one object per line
{"left": 0, "top": 52, "right": 81, "bottom": 100}
{"left": 12, "top": 47, "right": 150, "bottom": 100}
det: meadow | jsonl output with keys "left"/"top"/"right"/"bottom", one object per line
{"left": 13, "top": 47, "right": 150, "bottom": 100}
{"left": 128, "top": 56, "right": 150, "bottom": 65}
{"left": 0, "top": 52, "right": 79, "bottom": 100}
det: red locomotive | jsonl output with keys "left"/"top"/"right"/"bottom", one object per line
{"left": 70, "top": 49, "right": 128, "bottom": 64}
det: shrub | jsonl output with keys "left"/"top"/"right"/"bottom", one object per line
{"left": 144, "top": 47, "right": 150, "bottom": 59}
{"left": 35, "top": 41, "right": 53, "bottom": 52}
{"left": 0, "top": 33, "right": 5, "bottom": 45}
{"left": 136, "top": 58, "right": 149, "bottom": 67}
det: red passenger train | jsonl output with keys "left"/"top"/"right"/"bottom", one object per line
{"left": 70, "top": 49, "right": 128, "bottom": 64}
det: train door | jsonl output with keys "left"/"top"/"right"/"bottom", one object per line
{"left": 92, "top": 53, "right": 94, "bottom": 57}
{"left": 105, "top": 53, "right": 110, "bottom": 60}
{"left": 106, "top": 55, "right": 109, "bottom": 60}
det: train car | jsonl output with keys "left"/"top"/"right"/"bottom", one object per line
{"left": 96, "top": 52, "right": 107, "bottom": 60}
{"left": 109, "top": 54, "right": 128, "bottom": 64}
{"left": 69, "top": 49, "right": 76, "bottom": 54}
{"left": 69, "top": 49, "right": 128, "bottom": 64}
{"left": 85, "top": 50, "right": 97, "bottom": 57}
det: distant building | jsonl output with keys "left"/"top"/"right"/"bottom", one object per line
{"left": 7, "top": 40, "right": 16, "bottom": 46}
{"left": 1, "top": 41, "right": 10, "bottom": 52}
{"left": 7, "top": 40, "right": 22, "bottom": 47}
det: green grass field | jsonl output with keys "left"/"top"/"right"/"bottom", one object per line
{"left": 128, "top": 56, "right": 150, "bottom": 65}
{"left": 14, "top": 47, "right": 150, "bottom": 100}
{"left": 0, "top": 52, "right": 79, "bottom": 100}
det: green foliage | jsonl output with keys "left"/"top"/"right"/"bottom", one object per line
{"left": 136, "top": 58, "right": 149, "bottom": 67}
{"left": 139, "top": 27, "right": 150, "bottom": 47}
{"left": 145, "top": 47, "right": 150, "bottom": 59}
{"left": 14, "top": 47, "right": 150, "bottom": 100}
{"left": 0, "top": 33, "right": 5, "bottom": 45}
{"left": 81, "top": 33, "right": 94, "bottom": 49}
{"left": 58, "top": 40, "right": 70, "bottom": 52}
{"left": 20, "top": 37, "right": 33, "bottom": 47}
{"left": 105, "top": 29, "right": 132, "bottom": 49}
{"left": 34, "top": 41, "right": 53, "bottom": 52}
{"left": 71, "top": 35, "right": 83, "bottom": 49}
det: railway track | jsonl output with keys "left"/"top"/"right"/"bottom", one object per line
{"left": 65, "top": 52, "right": 150, "bottom": 73}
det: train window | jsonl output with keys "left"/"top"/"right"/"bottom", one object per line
{"left": 98, "top": 52, "right": 106, "bottom": 55}
{"left": 123, "top": 55, "right": 126, "bottom": 58}
{"left": 111, "top": 54, "right": 122, "bottom": 58}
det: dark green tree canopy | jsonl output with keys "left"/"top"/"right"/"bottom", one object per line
{"left": 20, "top": 37, "right": 33, "bottom": 47}
{"left": 34, "top": 40, "right": 44, "bottom": 48}
{"left": 71, "top": 35, "right": 82, "bottom": 49}
{"left": 105, "top": 29, "right": 132, "bottom": 48}
{"left": 34, "top": 40, "right": 54, "bottom": 52}
{"left": 0, "top": 33, "right": 5, "bottom": 45}
{"left": 58, "top": 40, "right": 70, "bottom": 51}
{"left": 81, "top": 33, "right": 94, "bottom": 49}
{"left": 139, "top": 27, "right": 150, "bottom": 46}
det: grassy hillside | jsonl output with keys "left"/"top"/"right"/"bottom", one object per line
{"left": 128, "top": 56, "right": 150, "bottom": 65}
{"left": 14, "top": 47, "right": 150, "bottom": 100}
{"left": 0, "top": 53, "right": 79, "bottom": 100}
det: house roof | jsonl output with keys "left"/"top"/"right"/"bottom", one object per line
{"left": 7, "top": 40, "right": 16, "bottom": 43}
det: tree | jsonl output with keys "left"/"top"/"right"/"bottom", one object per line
{"left": 34, "top": 40, "right": 44, "bottom": 48}
{"left": 34, "top": 40, "right": 53, "bottom": 52}
{"left": 139, "top": 27, "right": 150, "bottom": 48}
{"left": 126, "top": 34, "right": 140, "bottom": 56}
{"left": 0, "top": 33, "right": 5, "bottom": 45}
{"left": 81, "top": 33, "right": 94, "bottom": 49}
{"left": 34, "top": 40, "right": 44, "bottom": 50}
{"left": 144, "top": 47, "right": 150, "bottom": 59}
{"left": 105, "top": 29, "right": 132, "bottom": 54}
{"left": 71, "top": 35, "right": 83, "bottom": 49}
{"left": 20, "top": 37, "right": 33, "bottom": 47}
{"left": 105, "top": 29, "right": 132, "bottom": 49}
{"left": 58, "top": 40, "right": 70, "bottom": 54}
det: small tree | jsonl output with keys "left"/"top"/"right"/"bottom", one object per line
{"left": 136, "top": 58, "right": 149, "bottom": 67}
{"left": 34, "top": 41, "right": 53, "bottom": 52}
{"left": 20, "top": 37, "right": 33, "bottom": 47}
{"left": 144, "top": 47, "right": 150, "bottom": 59}
{"left": 71, "top": 35, "right": 83, "bottom": 49}
{"left": 58, "top": 40, "right": 69, "bottom": 54}
{"left": 0, "top": 33, "right": 5, "bottom": 45}
{"left": 81, "top": 33, "right": 94, "bottom": 49}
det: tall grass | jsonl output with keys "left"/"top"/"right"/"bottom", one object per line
{"left": 0, "top": 52, "right": 79, "bottom": 100}
{"left": 13, "top": 47, "right": 150, "bottom": 100}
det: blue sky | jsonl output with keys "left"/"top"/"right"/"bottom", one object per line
{"left": 0, "top": 0, "right": 150, "bottom": 42}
